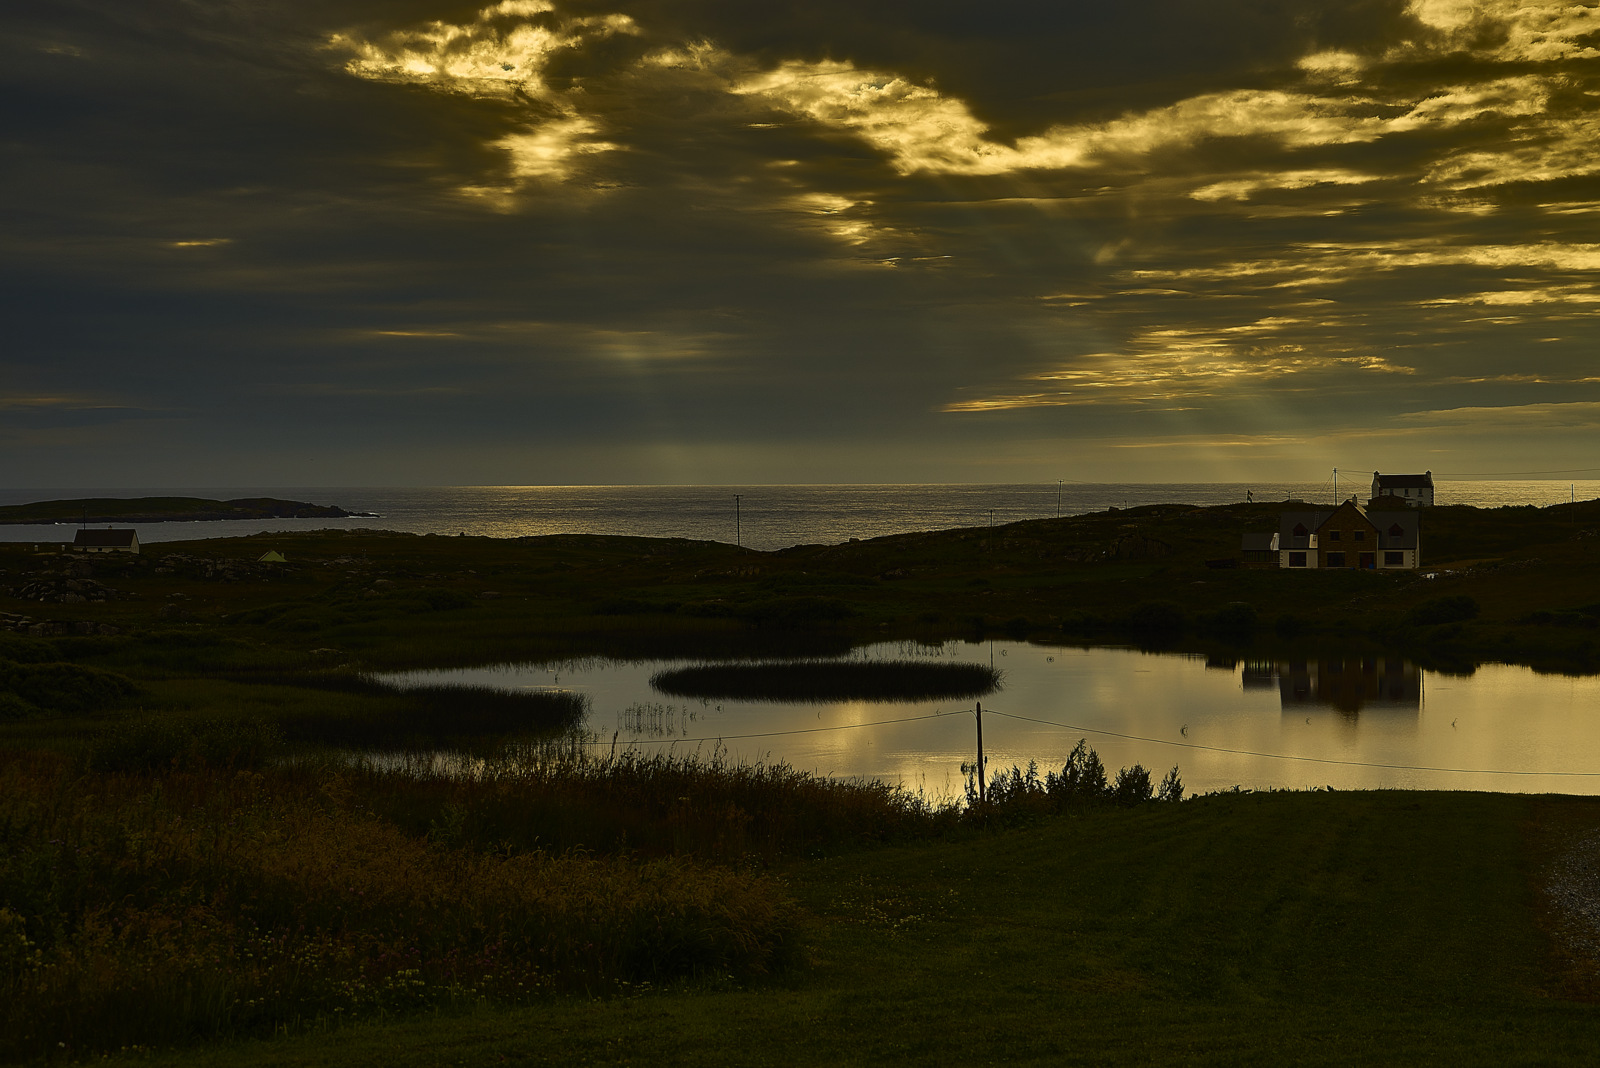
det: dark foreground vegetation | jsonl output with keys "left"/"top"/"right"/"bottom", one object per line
{"left": 0, "top": 731, "right": 1191, "bottom": 1062}
{"left": 10, "top": 772, "right": 1600, "bottom": 1067}
{"left": 5, "top": 498, "right": 1600, "bottom": 1062}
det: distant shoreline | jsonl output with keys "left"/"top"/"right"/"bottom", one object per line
{"left": 0, "top": 496, "right": 378, "bottom": 526}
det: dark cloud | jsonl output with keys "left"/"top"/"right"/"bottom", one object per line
{"left": 6, "top": 0, "right": 1600, "bottom": 484}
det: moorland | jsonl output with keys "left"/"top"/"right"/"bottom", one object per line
{"left": 4, "top": 498, "right": 1600, "bottom": 1064}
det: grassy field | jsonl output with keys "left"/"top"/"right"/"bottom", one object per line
{"left": 71, "top": 789, "right": 1600, "bottom": 1067}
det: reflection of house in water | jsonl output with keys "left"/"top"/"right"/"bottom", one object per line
{"left": 1242, "top": 656, "right": 1421, "bottom": 715}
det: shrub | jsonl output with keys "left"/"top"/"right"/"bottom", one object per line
{"left": 1047, "top": 739, "right": 1108, "bottom": 805}
{"left": 1110, "top": 764, "right": 1154, "bottom": 807}
{"left": 967, "top": 741, "right": 1179, "bottom": 822}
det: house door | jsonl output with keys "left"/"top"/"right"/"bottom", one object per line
{"left": 1360, "top": 552, "right": 1376, "bottom": 569}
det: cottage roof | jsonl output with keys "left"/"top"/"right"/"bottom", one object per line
{"left": 1373, "top": 471, "right": 1433, "bottom": 489}
{"left": 73, "top": 529, "right": 137, "bottom": 548}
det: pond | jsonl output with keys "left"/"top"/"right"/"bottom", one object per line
{"left": 377, "top": 641, "right": 1600, "bottom": 799}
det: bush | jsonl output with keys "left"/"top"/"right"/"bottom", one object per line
{"left": 1407, "top": 595, "right": 1479, "bottom": 627}
{"left": 965, "top": 741, "right": 1181, "bottom": 822}
{"left": 1047, "top": 739, "right": 1108, "bottom": 805}
{"left": 1110, "top": 765, "right": 1153, "bottom": 807}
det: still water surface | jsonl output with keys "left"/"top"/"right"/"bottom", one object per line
{"left": 378, "top": 641, "right": 1600, "bottom": 799}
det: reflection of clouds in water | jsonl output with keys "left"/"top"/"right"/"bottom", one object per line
{"left": 378, "top": 642, "right": 1600, "bottom": 799}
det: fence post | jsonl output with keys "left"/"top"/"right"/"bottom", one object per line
{"left": 976, "top": 701, "right": 986, "bottom": 806}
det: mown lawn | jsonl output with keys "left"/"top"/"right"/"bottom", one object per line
{"left": 106, "top": 790, "right": 1600, "bottom": 1067}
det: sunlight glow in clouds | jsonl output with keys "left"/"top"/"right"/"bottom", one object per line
{"left": 943, "top": 321, "right": 1417, "bottom": 413}
{"left": 332, "top": 1, "right": 636, "bottom": 187}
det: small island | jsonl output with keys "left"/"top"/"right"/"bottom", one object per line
{"left": 0, "top": 496, "right": 374, "bottom": 525}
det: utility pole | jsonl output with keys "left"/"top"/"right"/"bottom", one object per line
{"left": 1057, "top": 479, "right": 1063, "bottom": 518}
{"left": 1333, "top": 467, "right": 1338, "bottom": 503}
{"left": 975, "top": 701, "right": 986, "bottom": 806}
{"left": 734, "top": 494, "right": 742, "bottom": 549}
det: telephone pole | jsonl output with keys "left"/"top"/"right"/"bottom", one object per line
{"left": 734, "top": 494, "right": 742, "bottom": 548}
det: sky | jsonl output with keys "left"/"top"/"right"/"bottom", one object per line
{"left": 6, "top": 0, "right": 1600, "bottom": 487}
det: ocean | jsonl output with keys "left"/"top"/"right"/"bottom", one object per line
{"left": 2, "top": 481, "right": 1596, "bottom": 551}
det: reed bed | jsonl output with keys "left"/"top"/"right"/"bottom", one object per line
{"left": 343, "top": 742, "right": 953, "bottom": 862}
{"left": 650, "top": 659, "right": 1001, "bottom": 702}
{"left": 0, "top": 750, "right": 802, "bottom": 1061}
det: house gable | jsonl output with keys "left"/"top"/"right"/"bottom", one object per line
{"left": 1315, "top": 500, "right": 1380, "bottom": 569}
{"left": 71, "top": 529, "right": 140, "bottom": 554}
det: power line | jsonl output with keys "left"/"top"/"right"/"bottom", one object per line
{"left": 984, "top": 709, "right": 1600, "bottom": 777}
{"left": 1437, "top": 468, "right": 1600, "bottom": 478}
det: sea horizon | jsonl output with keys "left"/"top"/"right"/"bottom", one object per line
{"left": 4, "top": 480, "right": 1597, "bottom": 552}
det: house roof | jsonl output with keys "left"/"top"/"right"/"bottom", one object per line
{"left": 1278, "top": 511, "right": 1331, "bottom": 540}
{"left": 1241, "top": 532, "right": 1275, "bottom": 551}
{"left": 73, "top": 529, "right": 137, "bottom": 547}
{"left": 1378, "top": 512, "right": 1420, "bottom": 549}
{"left": 1373, "top": 471, "right": 1433, "bottom": 489}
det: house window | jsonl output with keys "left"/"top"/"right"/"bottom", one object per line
{"left": 1389, "top": 523, "right": 1404, "bottom": 536}
{"left": 1293, "top": 523, "right": 1308, "bottom": 537}
{"left": 1385, "top": 551, "right": 1403, "bottom": 566}
{"left": 1354, "top": 530, "right": 1365, "bottom": 541}
{"left": 1329, "top": 530, "right": 1341, "bottom": 541}
{"left": 1327, "top": 552, "right": 1346, "bottom": 567}
{"left": 1289, "top": 552, "right": 1307, "bottom": 567}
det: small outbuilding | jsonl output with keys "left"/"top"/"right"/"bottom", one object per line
{"left": 257, "top": 550, "right": 288, "bottom": 563}
{"left": 72, "top": 529, "right": 140, "bottom": 554}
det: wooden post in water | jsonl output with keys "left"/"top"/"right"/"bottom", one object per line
{"left": 975, "top": 701, "right": 986, "bottom": 806}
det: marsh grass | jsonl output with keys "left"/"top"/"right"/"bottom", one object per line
{"left": 270, "top": 676, "right": 589, "bottom": 749}
{"left": 0, "top": 751, "right": 805, "bottom": 1061}
{"left": 650, "top": 659, "right": 1001, "bottom": 702}
{"left": 345, "top": 743, "right": 953, "bottom": 862}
